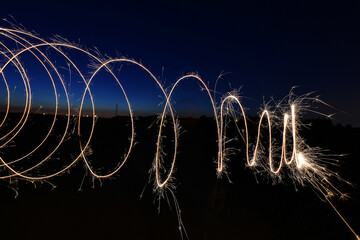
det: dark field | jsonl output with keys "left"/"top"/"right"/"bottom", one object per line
{"left": 0, "top": 114, "right": 359, "bottom": 240}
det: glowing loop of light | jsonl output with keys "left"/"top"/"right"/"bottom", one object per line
{"left": 0, "top": 27, "right": 310, "bottom": 186}
{"left": 0, "top": 27, "right": 358, "bottom": 239}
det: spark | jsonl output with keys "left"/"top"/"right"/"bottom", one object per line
{"left": 297, "top": 152, "right": 309, "bottom": 169}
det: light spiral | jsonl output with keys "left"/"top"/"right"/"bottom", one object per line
{"left": 0, "top": 26, "right": 358, "bottom": 239}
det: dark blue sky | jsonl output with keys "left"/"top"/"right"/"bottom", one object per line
{"left": 1, "top": 0, "right": 360, "bottom": 126}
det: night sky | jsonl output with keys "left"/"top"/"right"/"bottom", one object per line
{"left": 0, "top": 0, "right": 359, "bottom": 125}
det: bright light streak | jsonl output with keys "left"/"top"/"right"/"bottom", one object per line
{"left": 297, "top": 152, "right": 307, "bottom": 169}
{"left": 0, "top": 26, "right": 358, "bottom": 239}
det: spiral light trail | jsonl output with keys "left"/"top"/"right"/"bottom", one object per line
{"left": 0, "top": 26, "right": 358, "bottom": 239}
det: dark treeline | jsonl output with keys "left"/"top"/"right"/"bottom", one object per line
{"left": 0, "top": 113, "right": 359, "bottom": 240}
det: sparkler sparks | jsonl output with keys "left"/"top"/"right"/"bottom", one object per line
{"left": 0, "top": 26, "right": 358, "bottom": 239}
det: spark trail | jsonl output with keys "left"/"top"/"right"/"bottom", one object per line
{"left": 0, "top": 26, "right": 358, "bottom": 239}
